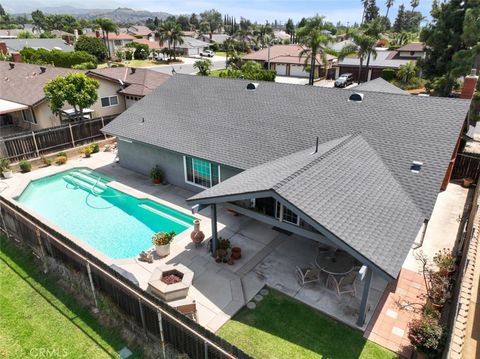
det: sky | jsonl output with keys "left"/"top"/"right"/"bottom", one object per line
{"left": 5, "top": 0, "right": 434, "bottom": 25}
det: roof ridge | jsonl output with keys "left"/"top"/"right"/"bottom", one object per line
{"left": 272, "top": 133, "right": 361, "bottom": 191}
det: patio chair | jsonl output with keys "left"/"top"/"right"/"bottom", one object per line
{"left": 295, "top": 265, "right": 321, "bottom": 287}
{"left": 175, "top": 301, "right": 197, "bottom": 321}
{"left": 327, "top": 269, "right": 359, "bottom": 298}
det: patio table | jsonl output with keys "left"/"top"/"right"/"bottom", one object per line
{"left": 315, "top": 250, "right": 355, "bottom": 276}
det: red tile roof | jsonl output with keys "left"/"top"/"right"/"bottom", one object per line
{"left": 133, "top": 38, "right": 162, "bottom": 49}
{"left": 85, "top": 32, "right": 136, "bottom": 41}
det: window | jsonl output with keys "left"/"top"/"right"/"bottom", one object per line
{"left": 22, "top": 108, "right": 37, "bottom": 124}
{"left": 101, "top": 96, "right": 119, "bottom": 107}
{"left": 184, "top": 156, "right": 220, "bottom": 188}
{"left": 276, "top": 201, "right": 299, "bottom": 225}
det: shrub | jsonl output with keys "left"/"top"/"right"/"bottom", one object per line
{"left": 433, "top": 248, "right": 456, "bottom": 274}
{"left": 382, "top": 68, "right": 396, "bottom": 82}
{"left": 0, "top": 158, "right": 10, "bottom": 175}
{"left": 20, "top": 47, "right": 97, "bottom": 68}
{"left": 19, "top": 160, "right": 32, "bottom": 172}
{"left": 56, "top": 156, "right": 67, "bottom": 165}
{"left": 81, "top": 146, "right": 93, "bottom": 158}
{"left": 152, "top": 231, "right": 176, "bottom": 246}
{"left": 125, "top": 42, "right": 149, "bottom": 60}
{"left": 72, "top": 62, "right": 97, "bottom": 70}
{"left": 74, "top": 36, "right": 108, "bottom": 62}
{"left": 408, "top": 316, "right": 444, "bottom": 356}
{"left": 40, "top": 156, "right": 51, "bottom": 166}
{"left": 58, "top": 151, "right": 68, "bottom": 159}
{"left": 90, "top": 143, "right": 100, "bottom": 153}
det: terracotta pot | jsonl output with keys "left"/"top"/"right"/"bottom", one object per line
{"left": 153, "top": 178, "right": 161, "bottom": 184}
{"left": 462, "top": 178, "right": 473, "bottom": 188}
{"left": 190, "top": 219, "right": 205, "bottom": 245}
{"left": 155, "top": 243, "right": 170, "bottom": 257}
{"left": 231, "top": 247, "right": 242, "bottom": 260}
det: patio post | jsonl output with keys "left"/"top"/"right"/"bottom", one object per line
{"left": 210, "top": 204, "right": 218, "bottom": 256}
{"left": 356, "top": 265, "right": 372, "bottom": 327}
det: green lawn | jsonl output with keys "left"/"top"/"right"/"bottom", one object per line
{"left": 0, "top": 236, "right": 140, "bottom": 359}
{"left": 218, "top": 290, "right": 397, "bottom": 359}
{"left": 215, "top": 51, "right": 227, "bottom": 57}
{"left": 209, "top": 69, "right": 225, "bottom": 77}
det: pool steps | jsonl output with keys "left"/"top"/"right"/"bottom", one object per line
{"left": 63, "top": 174, "right": 106, "bottom": 194}
{"left": 138, "top": 203, "right": 192, "bottom": 227}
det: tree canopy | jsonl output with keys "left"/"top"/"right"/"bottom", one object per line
{"left": 74, "top": 36, "right": 108, "bottom": 62}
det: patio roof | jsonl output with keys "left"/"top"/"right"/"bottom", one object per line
{"left": 0, "top": 99, "right": 28, "bottom": 114}
{"left": 188, "top": 134, "right": 425, "bottom": 280}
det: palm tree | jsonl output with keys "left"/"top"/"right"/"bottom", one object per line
{"left": 194, "top": 59, "right": 213, "bottom": 75}
{"left": 157, "top": 21, "right": 174, "bottom": 53}
{"left": 363, "top": 18, "right": 384, "bottom": 82}
{"left": 351, "top": 32, "right": 376, "bottom": 83}
{"left": 223, "top": 38, "right": 237, "bottom": 68}
{"left": 94, "top": 18, "right": 118, "bottom": 59}
{"left": 297, "top": 16, "right": 356, "bottom": 85}
{"left": 170, "top": 23, "right": 184, "bottom": 60}
{"left": 385, "top": 0, "right": 395, "bottom": 18}
{"left": 397, "top": 61, "right": 417, "bottom": 83}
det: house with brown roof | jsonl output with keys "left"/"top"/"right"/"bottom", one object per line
{"left": 242, "top": 44, "right": 336, "bottom": 79}
{"left": 85, "top": 31, "right": 136, "bottom": 58}
{"left": 123, "top": 25, "right": 155, "bottom": 40}
{"left": 394, "top": 43, "right": 426, "bottom": 60}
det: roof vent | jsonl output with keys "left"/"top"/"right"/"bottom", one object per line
{"left": 410, "top": 161, "right": 423, "bottom": 174}
{"left": 40, "top": 66, "right": 46, "bottom": 73}
{"left": 246, "top": 82, "right": 258, "bottom": 90}
{"left": 348, "top": 92, "right": 364, "bottom": 102}
{"left": 9, "top": 62, "right": 14, "bottom": 69}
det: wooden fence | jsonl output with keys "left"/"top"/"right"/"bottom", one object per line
{"left": 0, "top": 116, "right": 116, "bottom": 163}
{"left": 0, "top": 197, "right": 251, "bottom": 359}
{"left": 452, "top": 153, "right": 480, "bottom": 180}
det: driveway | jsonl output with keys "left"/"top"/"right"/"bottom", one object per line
{"left": 149, "top": 55, "right": 226, "bottom": 75}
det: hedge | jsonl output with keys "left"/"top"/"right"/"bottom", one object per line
{"left": 20, "top": 47, "right": 97, "bottom": 68}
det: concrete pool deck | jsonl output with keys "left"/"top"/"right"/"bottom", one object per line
{"left": 1, "top": 150, "right": 389, "bottom": 332}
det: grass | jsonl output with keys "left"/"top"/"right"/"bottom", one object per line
{"left": 214, "top": 51, "right": 227, "bottom": 57}
{"left": 209, "top": 69, "right": 225, "bottom": 77}
{"left": 97, "top": 58, "right": 184, "bottom": 68}
{"left": 0, "top": 235, "right": 140, "bottom": 359}
{"left": 218, "top": 290, "right": 397, "bottom": 359}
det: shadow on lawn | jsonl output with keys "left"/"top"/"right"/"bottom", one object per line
{"left": 227, "top": 289, "right": 391, "bottom": 359}
{"left": 0, "top": 236, "right": 137, "bottom": 358}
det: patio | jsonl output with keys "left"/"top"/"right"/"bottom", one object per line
{"left": 1, "top": 149, "right": 388, "bottom": 332}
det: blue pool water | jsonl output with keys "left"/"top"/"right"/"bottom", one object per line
{"left": 16, "top": 168, "right": 194, "bottom": 259}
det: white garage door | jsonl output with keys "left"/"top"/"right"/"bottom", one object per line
{"left": 290, "top": 64, "right": 309, "bottom": 77}
{"left": 275, "top": 64, "right": 287, "bottom": 76}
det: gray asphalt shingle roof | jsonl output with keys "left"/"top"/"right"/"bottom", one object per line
{"left": 190, "top": 134, "right": 425, "bottom": 278}
{"left": 103, "top": 74, "right": 469, "bottom": 220}
{"left": 353, "top": 78, "right": 409, "bottom": 95}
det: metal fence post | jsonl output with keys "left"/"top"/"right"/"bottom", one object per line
{"left": 31, "top": 131, "right": 40, "bottom": 158}
{"left": 68, "top": 123, "right": 75, "bottom": 147}
{"left": 35, "top": 228, "right": 48, "bottom": 273}
{"left": 138, "top": 298, "right": 147, "bottom": 334}
{"left": 157, "top": 311, "right": 166, "bottom": 358}
{"left": 86, "top": 262, "right": 99, "bottom": 311}
{"left": 204, "top": 341, "right": 209, "bottom": 359}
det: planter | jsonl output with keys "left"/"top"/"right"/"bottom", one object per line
{"left": 153, "top": 178, "right": 162, "bottom": 185}
{"left": 190, "top": 219, "right": 205, "bottom": 246}
{"left": 155, "top": 243, "right": 170, "bottom": 257}
{"left": 217, "top": 248, "right": 227, "bottom": 259}
{"left": 462, "top": 178, "right": 474, "bottom": 188}
{"left": 431, "top": 302, "right": 444, "bottom": 312}
{"left": 231, "top": 247, "right": 242, "bottom": 260}
{"left": 2, "top": 170, "right": 13, "bottom": 179}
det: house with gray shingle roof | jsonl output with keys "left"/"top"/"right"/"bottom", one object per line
{"left": 102, "top": 74, "right": 470, "bottom": 326}
{"left": 352, "top": 77, "right": 409, "bottom": 95}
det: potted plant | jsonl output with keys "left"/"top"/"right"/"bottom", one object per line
{"left": 56, "top": 155, "right": 67, "bottom": 165}
{"left": 231, "top": 247, "right": 242, "bottom": 260}
{"left": 152, "top": 231, "right": 176, "bottom": 257}
{"left": 408, "top": 316, "right": 444, "bottom": 357}
{"left": 216, "top": 237, "right": 231, "bottom": 262}
{"left": 150, "top": 165, "right": 164, "bottom": 184}
{"left": 433, "top": 248, "right": 456, "bottom": 276}
{"left": 0, "top": 158, "right": 13, "bottom": 178}
{"left": 81, "top": 146, "right": 93, "bottom": 158}
{"left": 427, "top": 272, "right": 450, "bottom": 311}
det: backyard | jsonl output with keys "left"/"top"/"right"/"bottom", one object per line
{"left": 218, "top": 290, "right": 397, "bottom": 359}
{"left": 0, "top": 235, "right": 140, "bottom": 359}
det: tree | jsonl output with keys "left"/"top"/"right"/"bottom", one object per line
{"left": 0, "top": 4, "right": 6, "bottom": 17}
{"left": 363, "top": 17, "right": 384, "bottom": 81}
{"left": 170, "top": 22, "right": 184, "bottom": 60}
{"left": 17, "top": 31, "right": 35, "bottom": 38}
{"left": 297, "top": 16, "right": 356, "bottom": 85}
{"left": 397, "top": 61, "right": 417, "bottom": 83}
{"left": 393, "top": 4, "right": 407, "bottom": 32}
{"left": 285, "top": 18, "right": 295, "bottom": 43}
{"left": 194, "top": 59, "right": 213, "bottom": 75}
{"left": 44, "top": 73, "right": 99, "bottom": 121}
{"left": 31, "top": 10, "right": 47, "bottom": 32}
{"left": 189, "top": 13, "right": 199, "bottom": 30}
{"left": 364, "top": 0, "right": 380, "bottom": 22}
{"left": 420, "top": 0, "right": 479, "bottom": 96}
{"left": 351, "top": 31, "right": 377, "bottom": 83}
{"left": 74, "top": 36, "right": 108, "bottom": 62}
{"left": 385, "top": 0, "right": 395, "bottom": 18}
{"left": 94, "top": 18, "right": 118, "bottom": 60}
{"left": 125, "top": 42, "right": 149, "bottom": 59}
{"left": 176, "top": 15, "right": 190, "bottom": 30}
{"left": 361, "top": 0, "right": 369, "bottom": 24}
{"left": 200, "top": 9, "right": 222, "bottom": 37}
{"left": 411, "top": 0, "right": 420, "bottom": 11}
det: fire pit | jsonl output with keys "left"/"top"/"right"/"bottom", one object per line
{"left": 147, "top": 264, "right": 194, "bottom": 302}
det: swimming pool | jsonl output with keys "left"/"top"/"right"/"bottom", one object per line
{"left": 16, "top": 168, "right": 194, "bottom": 259}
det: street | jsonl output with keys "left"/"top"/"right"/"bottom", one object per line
{"left": 149, "top": 55, "right": 227, "bottom": 75}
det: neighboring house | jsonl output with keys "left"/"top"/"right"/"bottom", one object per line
{"left": 102, "top": 74, "right": 470, "bottom": 326}
{"left": 85, "top": 32, "right": 136, "bottom": 58}
{"left": 394, "top": 43, "right": 426, "bottom": 60}
{"left": 0, "top": 62, "right": 168, "bottom": 133}
{"left": 133, "top": 38, "right": 162, "bottom": 51}
{"left": 0, "top": 39, "right": 74, "bottom": 53}
{"left": 165, "top": 37, "right": 210, "bottom": 57}
{"left": 123, "top": 25, "right": 155, "bottom": 40}
{"left": 86, "top": 67, "right": 170, "bottom": 109}
{"left": 50, "top": 30, "right": 75, "bottom": 44}
{"left": 273, "top": 30, "right": 291, "bottom": 43}
{"left": 242, "top": 44, "right": 336, "bottom": 78}
{"left": 198, "top": 33, "right": 230, "bottom": 45}
{"left": 352, "top": 77, "right": 409, "bottom": 95}
{"left": 335, "top": 49, "right": 411, "bottom": 82}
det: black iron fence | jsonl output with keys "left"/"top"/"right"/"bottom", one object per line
{"left": 0, "top": 197, "right": 250, "bottom": 359}
{"left": 0, "top": 116, "right": 116, "bottom": 163}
